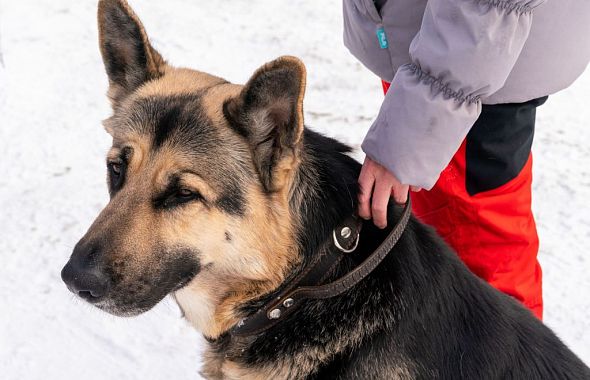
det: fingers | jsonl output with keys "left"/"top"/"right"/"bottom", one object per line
{"left": 371, "top": 178, "right": 392, "bottom": 229}
{"left": 410, "top": 186, "right": 422, "bottom": 193}
{"left": 357, "top": 160, "right": 375, "bottom": 220}
{"left": 391, "top": 183, "right": 409, "bottom": 204}
{"left": 358, "top": 157, "right": 413, "bottom": 229}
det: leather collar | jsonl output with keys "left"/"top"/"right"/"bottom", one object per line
{"left": 231, "top": 197, "right": 412, "bottom": 337}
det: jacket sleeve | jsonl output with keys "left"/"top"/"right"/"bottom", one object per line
{"left": 361, "top": 0, "right": 546, "bottom": 190}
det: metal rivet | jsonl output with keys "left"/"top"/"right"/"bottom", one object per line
{"left": 340, "top": 227, "right": 352, "bottom": 239}
{"left": 283, "top": 298, "right": 294, "bottom": 308}
{"left": 269, "top": 308, "right": 282, "bottom": 319}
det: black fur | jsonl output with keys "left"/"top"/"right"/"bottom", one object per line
{"left": 100, "top": 1, "right": 153, "bottom": 94}
{"left": 216, "top": 189, "right": 246, "bottom": 217}
{"left": 103, "top": 246, "right": 201, "bottom": 313}
{"left": 153, "top": 104, "right": 185, "bottom": 148}
{"left": 133, "top": 94, "right": 214, "bottom": 151}
{"left": 128, "top": 94, "right": 247, "bottom": 216}
{"left": 211, "top": 129, "right": 590, "bottom": 379}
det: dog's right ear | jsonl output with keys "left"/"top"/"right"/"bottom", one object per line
{"left": 223, "top": 56, "right": 307, "bottom": 193}
{"left": 97, "top": 0, "right": 165, "bottom": 106}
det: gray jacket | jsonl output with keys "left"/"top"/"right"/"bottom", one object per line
{"left": 343, "top": 0, "right": 590, "bottom": 189}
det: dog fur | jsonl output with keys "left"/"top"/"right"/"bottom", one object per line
{"left": 61, "top": 1, "right": 590, "bottom": 378}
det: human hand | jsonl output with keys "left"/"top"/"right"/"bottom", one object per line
{"left": 358, "top": 156, "right": 420, "bottom": 229}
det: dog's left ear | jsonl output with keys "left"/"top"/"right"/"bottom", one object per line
{"left": 224, "top": 56, "right": 306, "bottom": 193}
{"left": 97, "top": 0, "right": 166, "bottom": 106}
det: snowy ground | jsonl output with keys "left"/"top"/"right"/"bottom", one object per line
{"left": 0, "top": 1, "right": 588, "bottom": 379}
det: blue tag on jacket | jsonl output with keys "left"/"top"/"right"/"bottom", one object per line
{"left": 376, "top": 27, "right": 388, "bottom": 49}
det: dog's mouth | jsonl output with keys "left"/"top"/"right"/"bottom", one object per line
{"left": 91, "top": 297, "right": 154, "bottom": 317}
{"left": 62, "top": 251, "right": 202, "bottom": 317}
{"left": 74, "top": 280, "right": 186, "bottom": 317}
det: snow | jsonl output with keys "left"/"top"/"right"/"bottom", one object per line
{"left": 0, "top": 1, "right": 588, "bottom": 378}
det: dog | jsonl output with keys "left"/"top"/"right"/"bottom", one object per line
{"left": 61, "top": 1, "right": 590, "bottom": 378}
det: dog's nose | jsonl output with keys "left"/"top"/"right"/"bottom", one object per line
{"left": 61, "top": 242, "right": 111, "bottom": 302}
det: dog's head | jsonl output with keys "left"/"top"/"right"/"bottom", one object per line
{"left": 62, "top": 0, "right": 307, "bottom": 336}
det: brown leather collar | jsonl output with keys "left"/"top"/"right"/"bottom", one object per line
{"left": 230, "top": 197, "right": 412, "bottom": 337}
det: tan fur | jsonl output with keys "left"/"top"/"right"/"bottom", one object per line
{"left": 279, "top": 56, "right": 307, "bottom": 146}
{"left": 175, "top": 181, "right": 299, "bottom": 338}
{"left": 149, "top": 64, "right": 304, "bottom": 340}
{"left": 98, "top": 64, "right": 300, "bottom": 335}
{"left": 136, "top": 67, "right": 232, "bottom": 99}
{"left": 93, "top": 1, "right": 310, "bottom": 377}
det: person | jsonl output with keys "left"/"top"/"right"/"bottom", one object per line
{"left": 343, "top": 0, "right": 590, "bottom": 319}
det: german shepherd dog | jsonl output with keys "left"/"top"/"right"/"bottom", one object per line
{"left": 61, "top": 1, "right": 590, "bottom": 378}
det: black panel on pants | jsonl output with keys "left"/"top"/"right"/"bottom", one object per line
{"left": 465, "top": 96, "right": 547, "bottom": 196}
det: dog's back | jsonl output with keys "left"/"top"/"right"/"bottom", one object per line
{"left": 307, "top": 208, "right": 590, "bottom": 379}
{"left": 206, "top": 130, "right": 590, "bottom": 379}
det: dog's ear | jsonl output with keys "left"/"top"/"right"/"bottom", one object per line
{"left": 97, "top": 0, "right": 165, "bottom": 106}
{"left": 223, "top": 56, "right": 306, "bottom": 193}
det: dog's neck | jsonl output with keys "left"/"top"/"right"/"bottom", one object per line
{"left": 200, "top": 130, "right": 403, "bottom": 377}
{"left": 290, "top": 130, "right": 362, "bottom": 264}
{"left": 180, "top": 130, "right": 396, "bottom": 379}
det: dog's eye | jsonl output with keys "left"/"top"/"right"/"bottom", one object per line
{"left": 107, "top": 161, "right": 125, "bottom": 192}
{"left": 177, "top": 189, "right": 192, "bottom": 197}
{"left": 109, "top": 163, "right": 122, "bottom": 177}
{"left": 154, "top": 186, "right": 202, "bottom": 209}
{"left": 176, "top": 189, "right": 200, "bottom": 201}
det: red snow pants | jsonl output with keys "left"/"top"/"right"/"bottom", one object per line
{"left": 382, "top": 80, "right": 545, "bottom": 319}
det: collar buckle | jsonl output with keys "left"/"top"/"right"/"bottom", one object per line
{"left": 333, "top": 226, "right": 360, "bottom": 253}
